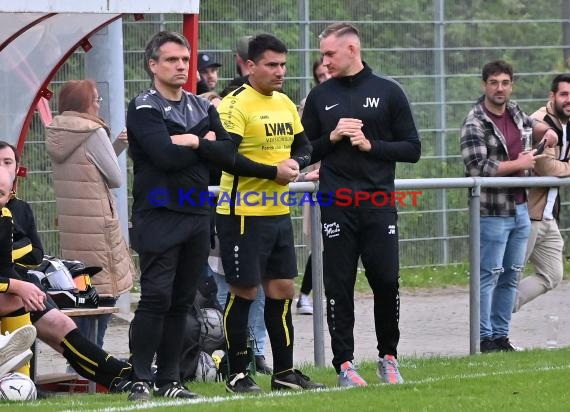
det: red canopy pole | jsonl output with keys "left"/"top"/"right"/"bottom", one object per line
{"left": 182, "top": 13, "right": 199, "bottom": 94}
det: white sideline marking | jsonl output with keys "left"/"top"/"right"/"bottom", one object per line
{"left": 57, "top": 364, "right": 570, "bottom": 412}
{"left": 57, "top": 389, "right": 337, "bottom": 412}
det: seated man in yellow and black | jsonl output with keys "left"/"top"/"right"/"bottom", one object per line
{"left": 0, "top": 141, "right": 131, "bottom": 392}
{"left": 216, "top": 34, "right": 325, "bottom": 393}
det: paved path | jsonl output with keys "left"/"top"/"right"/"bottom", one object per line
{"left": 36, "top": 281, "right": 570, "bottom": 373}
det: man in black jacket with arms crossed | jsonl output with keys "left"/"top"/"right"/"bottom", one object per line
{"left": 126, "top": 31, "right": 235, "bottom": 401}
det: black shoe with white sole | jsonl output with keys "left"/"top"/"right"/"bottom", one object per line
{"left": 153, "top": 381, "right": 199, "bottom": 398}
{"left": 226, "top": 372, "right": 262, "bottom": 393}
{"left": 271, "top": 369, "right": 326, "bottom": 391}
{"left": 494, "top": 336, "right": 521, "bottom": 352}
{"left": 127, "top": 381, "right": 151, "bottom": 401}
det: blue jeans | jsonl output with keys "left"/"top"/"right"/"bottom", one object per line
{"left": 74, "top": 298, "right": 117, "bottom": 348}
{"left": 479, "top": 204, "right": 530, "bottom": 340}
{"left": 212, "top": 270, "right": 267, "bottom": 356}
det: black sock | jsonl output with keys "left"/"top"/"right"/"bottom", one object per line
{"left": 265, "top": 297, "right": 294, "bottom": 374}
{"left": 224, "top": 293, "right": 253, "bottom": 376}
{"left": 61, "top": 328, "right": 131, "bottom": 388}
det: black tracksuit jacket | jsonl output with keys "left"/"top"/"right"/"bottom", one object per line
{"left": 302, "top": 63, "right": 421, "bottom": 207}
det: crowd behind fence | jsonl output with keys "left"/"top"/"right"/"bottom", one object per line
{"left": 18, "top": 1, "right": 570, "bottom": 274}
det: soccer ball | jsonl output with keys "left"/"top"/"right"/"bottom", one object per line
{"left": 211, "top": 349, "right": 226, "bottom": 381}
{"left": 0, "top": 372, "right": 37, "bottom": 401}
{"left": 211, "top": 349, "right": 225, "bottom": 370}
{"left": 198, "top": 308, "right": 225, "bottom": 354}
{"left": 194, "top": 351, "right": 218, "bottom": 382}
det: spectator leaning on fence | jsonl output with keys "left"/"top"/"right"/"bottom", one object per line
{"left": 459, "top": 60, "right": 558, "bottom": 353}
{"left": 514, "top": 74, "right": 570, "bottom": 312}
{"left": 301, "top": 22, "right": 421, "bottom": 387}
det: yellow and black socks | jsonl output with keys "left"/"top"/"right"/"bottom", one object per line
{"left": 60, "top": 328, "right": 130, "bottom": 388}
{"left": 264, "top": 296, "right": 294, "bottom": 374}
{"left": 223, "top": 293, "right": 253, "bottom": 376}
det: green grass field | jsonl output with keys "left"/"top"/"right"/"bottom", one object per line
{"left": 4, "top": 348, "right": 569, "bottom": 411}
{"left": 350, "top": 261, "right": 570, "bottom": 293}
{"left": 4, "top": 263, "right": 566, "bottom": 410}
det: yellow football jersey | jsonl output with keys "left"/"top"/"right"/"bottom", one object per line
{"left": 217, "top": 84, "right": 303, "bottom": 216}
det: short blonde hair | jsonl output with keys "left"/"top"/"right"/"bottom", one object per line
{"left": 319, "top": 22, "right": 360, "bottom": 40}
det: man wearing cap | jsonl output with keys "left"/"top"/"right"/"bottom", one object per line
{"left": 198, "top": 52, "right": 222, "bottom": 93}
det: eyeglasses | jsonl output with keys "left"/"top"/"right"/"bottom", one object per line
{"left": 486, "top": 80, "right": 512, "bottom": 88}
{"left": 94, "top": 96, "right": 103, "bottom": 103}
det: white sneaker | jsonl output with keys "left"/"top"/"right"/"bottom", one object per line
{"left": 377, "top": 355, "right": 404, "bottom": 384}
{"left": 0, "top": 325, "right": 36, "bottom": 377}
{"left": 0, "top": 349, "right": 33, "bottom": 377}
{"left": 338, "top": 361, "right": 367, "bottom": 387}
{"left": 296, "top": 294, "right": 313, "bottom": 315}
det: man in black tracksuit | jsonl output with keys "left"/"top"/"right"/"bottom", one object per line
{"left": 302, "top": 22, "right": 421, "bottom": 387}
{"left": 126, "top": 31, "right": 235, "bottom": 401}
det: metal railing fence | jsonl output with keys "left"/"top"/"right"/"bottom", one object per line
{"left": 300, "top": 176, "right": 570, "bottom": 364}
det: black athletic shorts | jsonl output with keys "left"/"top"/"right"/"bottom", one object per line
{"left": 216, "top": 213, "right": 297, "bottom": 287}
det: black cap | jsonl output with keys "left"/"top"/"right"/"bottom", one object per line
{"left": 198, "top": 52, "right": 222, "bottom": 71}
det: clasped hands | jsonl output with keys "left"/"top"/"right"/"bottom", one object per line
{"left": 275, "top": 159, "right": 301, "bottom": 185}
{"left": 330, "top": 118, "right": 370, "bottom": 151}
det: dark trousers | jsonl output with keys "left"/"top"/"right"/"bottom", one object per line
{"left": 129, "top": 215, "right": 209, "bottom": 383}
{"left": 320, "top": 205, "right": 400, "bottom": 372}
{"left": 300, "top": 255, "right": 312, "bottom": 295}
{"left": 74, "top": 297, "right": 117, "bottom": 347}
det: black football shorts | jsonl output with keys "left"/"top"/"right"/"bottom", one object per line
{"left": 216, "top": 213, "right": 297, "bottom": 287}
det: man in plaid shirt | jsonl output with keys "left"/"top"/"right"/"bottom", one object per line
{"left": 460, "top": 60, "right": 558, "bottom": 353}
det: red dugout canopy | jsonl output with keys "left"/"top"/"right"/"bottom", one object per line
{"left": 0, "top": 1, "right": 200, "bottom": 150}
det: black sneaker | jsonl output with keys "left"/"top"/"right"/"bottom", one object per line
{"left": 480, "top": 339, "right": 499, "bottom": 353}
{"left": 255, "top": 355, "right": 273, "bottom": 375}
{"left": 127, "top": 381, "right": 151, "bottom": 401}
{"left": 271, "top": 369, "right": 326, "bottom": 391}
{"left": 494, "top": 336, "right": 521, "bottom": 352}
{"left": 153, "top": 381, "right": 199, "bottom": 398}
{"left": 109, "top": 362, "right": 133, "bottom": 393}
{"left": 226, "top": 372, "right": 262, "bottom": 393}
{"left": 109, "top": 376, "right": 133, "bottom": 393}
